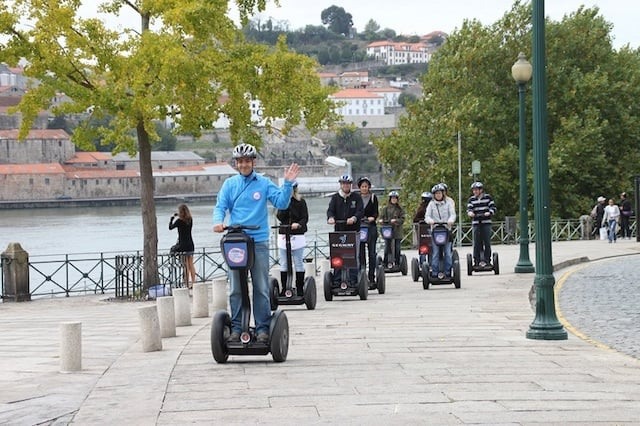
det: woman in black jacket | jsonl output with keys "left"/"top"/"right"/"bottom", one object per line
{"left": 357, "top": 177, "right": 379, "bottom": 283}
{"left": 276, "top": 182, "right": 309, "bottom": 296}
{"left": 169, "top": 204, "right": 196, "bottom": 288}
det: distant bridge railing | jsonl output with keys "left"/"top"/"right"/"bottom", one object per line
{"left": 1, "top": 218, "right": 635, "bottom": 300}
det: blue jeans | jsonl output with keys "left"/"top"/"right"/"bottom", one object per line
{"left": 608, "top": 219, "right": 618, "bottom": 242}
{"left": 228, "top": 241, "right": 271, "bottom": 335}
{"left": 431, "top": 242, "right": 452, "bottom": 276}
{"left": 279, "top": 246, "right": 304, "bottom": 272}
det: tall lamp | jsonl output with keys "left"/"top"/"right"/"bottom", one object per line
{"left": 526, "top": 0, "right": 567, "bottom": 340}
{"left": 511, "top": 53, "right": 535, "bottom": 274}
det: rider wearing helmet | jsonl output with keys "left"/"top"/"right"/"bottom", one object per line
{"left": 327, "top": 174, "right": 364, "bottom": 284}
{"left": 425, "top": 184, "right": 456, "bottom": 278}
{"left": 466, "top": 181, "right": 497, "bottom": 267}
{"left": 357, "top": 176, "right": 379, "bottom": 283}
{"left": 412, "top": 191, "right": 432, "bottom": 223}
{"left": 214, "top": 143, "right": 300, "bottom": 344}
{"left": 327, "top": 174, "right": 362, "bottom": 232}
{"left": 379, "top": 190, "right": 406, "bottom": 268}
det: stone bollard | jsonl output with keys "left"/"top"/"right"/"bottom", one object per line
{"left": 1, "top": 242, "right": 31, "bottom": 302}
{"left": 173, "top": 288, "right": 192, "bottom": 326}
{"left": 192, "top": 282, "right": 209, "bottom": 318}
{"left": 320, "top": 258, "right": 331, "bottom": 276}
{"left": 304, "top": 261, "right": 315, "bottom": 278}
{"left": 137, "top": 305, "right": 162, "bottom": 352}
{"left": 156, "top": 296, "right": 176, "bottom": 338}
{"left": 60, "top": 322, "right": 82, "bottom": 372}
{"left": 211, "top": 278, "right": 228, "bottom": 311}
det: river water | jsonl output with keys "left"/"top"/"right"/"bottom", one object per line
{"left": 0, "top": 197, "right": 336, "bottom": 258}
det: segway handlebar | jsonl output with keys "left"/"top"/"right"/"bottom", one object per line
{"left": 224, "top": 224, "right": 260, "bottom": 231}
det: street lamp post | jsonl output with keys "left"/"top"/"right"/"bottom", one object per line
{"left": 324, "top": 156, "right": 352, "bottom": 179}
{"left": 511, "top": 53, "right": 535, "bottom": 274}
{"left": 526, "top": 0, "right": 567, "bottom": 340}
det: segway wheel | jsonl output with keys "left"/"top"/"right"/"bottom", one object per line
{"left": 270, "top": 312, "right": 289, "bottom": 363}
{"left": 411, "top": 258, "right": 420, "bottom": 282}
{"left": 421, "top": 269, "right": 430, "bottom": 290}
{"left": 210, "top": 310, "right": 230, "bottom": 364}
{"left": 493, "top": 252, "right": 500, "bottom": 275}
{"left": 400, "top": 254, "right": 408, "bottom": 275}
{"left": 269, "top": 277, "right": 279, "bottom": 310}
{"left": 303, "top": 276, "right": 317, "bottom": 310}
{"left": 466, "top": 253, "right": 473, "bottom": 276}
{"left": 376, "top": 264, "right": 386, "bottom": 294}
{"left": 358, "top": 270, "right": 368, "bottom": 300}
{"left": 453, "top": 250, "right": 461, "bottom": 289}
{"left": 323, "top": 271, "right": 333, "bottom": 301}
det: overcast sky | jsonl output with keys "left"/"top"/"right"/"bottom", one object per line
{"left": 249, "top": 1, "right": 638, "bottom": 49}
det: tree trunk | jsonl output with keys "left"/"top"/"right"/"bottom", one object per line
{"left": 137, "top": 121, "right": 159, "bottom": 289}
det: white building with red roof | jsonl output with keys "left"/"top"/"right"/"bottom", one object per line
{"left": 366, "top": 40, "right": 433, "bottom": 65}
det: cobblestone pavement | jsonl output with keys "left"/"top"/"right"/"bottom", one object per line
{"left": 557, "top": 254, "right": 640, "bottom": 360}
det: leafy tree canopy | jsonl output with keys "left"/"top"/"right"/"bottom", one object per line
{"left": 320, "top": 5, "right": 353, "bottom": 36}
{"left": 374, "top": 1, "right": 640, "bottom": 219}
{"left": 0, "top": 0, "right": 337, "bottom": 286}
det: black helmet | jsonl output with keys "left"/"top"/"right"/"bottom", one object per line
{"left": 357, "top": 176, "right": 372, "bottom": 187}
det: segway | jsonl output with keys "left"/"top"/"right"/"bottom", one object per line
{"left": 269, "top": 225, "right": 316, "bottom": 310}
{"left": 467, "top": 252, "right": 499, "bottom": 275}
{"left": 411, "top": 221, "right": 431, "bottom": 282}
{"left": 379, "top": 221, "right": 407, "bottom": 275}
{"left": 466, "top": 227, "right": 500, "bottom": 275}
{"left": 324, "top": 222, "right": 368, "bottom": 301}
{"left": 422, "top": 223, "right": 461, "bottom": 289}
{"left": 359, "top": 220, "right": 385, "bottom": 294}
{"left": 211, "top": 225, "right": 289, "bottom": 363}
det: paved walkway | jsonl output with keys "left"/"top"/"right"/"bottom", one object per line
{"left": 1, "top": 240, "right": 640, "bottom": 425}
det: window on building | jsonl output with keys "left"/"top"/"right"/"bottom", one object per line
{"left": 29, "top": 178, "right": 33, "bottom": 185}
{"left": 45, "top": 178, "right": 50, "bottom": 185}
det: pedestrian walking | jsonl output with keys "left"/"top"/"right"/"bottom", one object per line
{"left": 602, "top": 198, "right": 621, "bottom": 243}
{"left": 590, "top": 196, "right": 606, "bottom": 239}
{"left": 619, "top": 192, "right": 633, "bottom": 239}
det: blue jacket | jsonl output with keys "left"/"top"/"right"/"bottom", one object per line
{"left": 213, "top": 171, "right": 293, "bottom": 242}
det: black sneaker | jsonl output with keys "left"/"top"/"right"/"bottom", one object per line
{"left": 256, "top": 333, "right": 269, "bottom": 344}
{"left": 227, "top": 332, "right": 240, "bottom": 342}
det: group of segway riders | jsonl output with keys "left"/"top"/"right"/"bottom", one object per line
{"left": 209, "top": 142, "right": 498, "bottom": 363}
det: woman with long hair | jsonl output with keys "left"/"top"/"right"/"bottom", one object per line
{"left": 169, "top": 204, "right": 196, "bottom": 288}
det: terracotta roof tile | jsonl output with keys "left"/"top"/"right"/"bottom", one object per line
{"left": 0, "top": 163, "right": 65, "bottom": 174}
{"left": 330, "top": 89, "right": 383, "bottom": 99}
{"left": 0, "top": 129, "right": 70, "bottom": 140}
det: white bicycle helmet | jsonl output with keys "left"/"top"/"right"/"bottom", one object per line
{"left": 338, "top": 175, "right": 353, "bottom": 183}
{"left": 232, "top": 143, "right": 257, "bottom": 159}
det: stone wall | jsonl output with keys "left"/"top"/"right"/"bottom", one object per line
{"left": 0, "top": 172, "right": 66, "bottom": 200}
{"left": 0, "top": 136, "right": 75, "bottom": 164}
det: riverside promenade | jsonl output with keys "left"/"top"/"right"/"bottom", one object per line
{"left": 1, "top": 240, "right": 639, "bottom": 425}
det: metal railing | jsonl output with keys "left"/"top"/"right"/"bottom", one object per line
{"left": 1, "top": 218, "right": 635, "bottom": 300}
